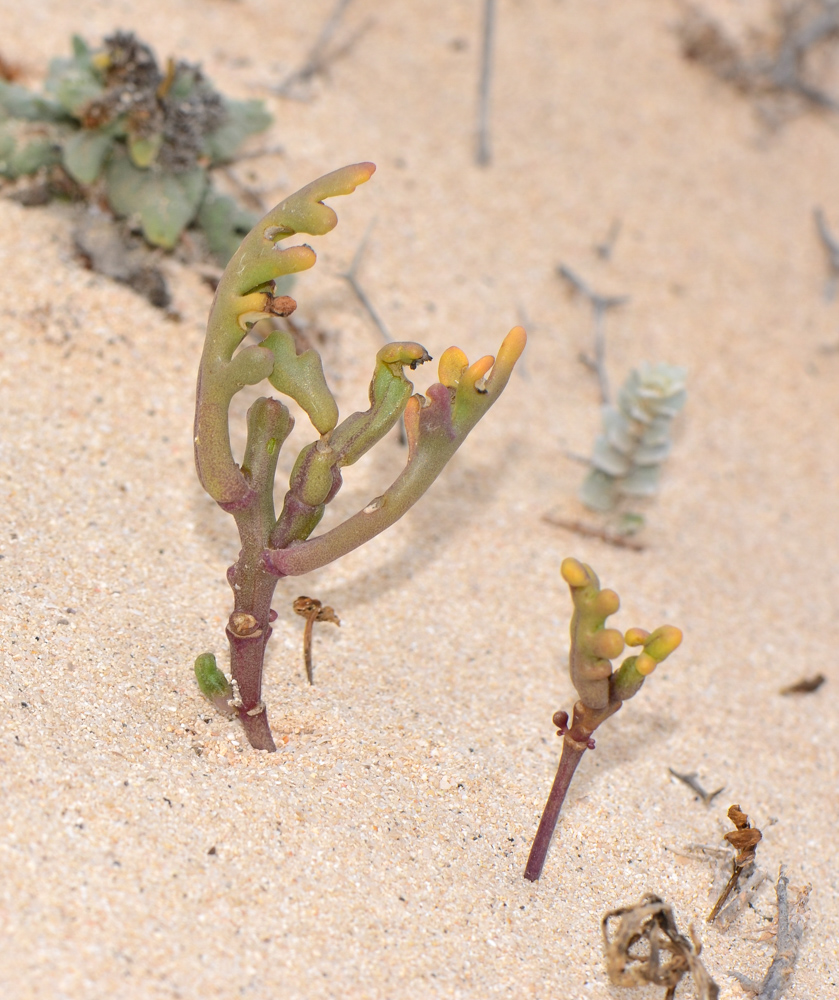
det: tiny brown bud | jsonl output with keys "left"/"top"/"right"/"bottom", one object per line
{"left": 229, "top": 612, "right": 261, "bottom": 637}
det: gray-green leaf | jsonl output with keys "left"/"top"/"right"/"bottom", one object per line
{"left": 197, "top": 189, "right": 257, "bottom": 263}
{"left": 203, "top": 98, "right": 272, "bottom": 164}
{"left": 106, "top": 154, "right": 207, "bottom": 248}
{"left": 63, "top": 129, "right": 114, "bottom": 183}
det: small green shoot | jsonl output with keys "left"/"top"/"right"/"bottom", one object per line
{"left": 524, "top": 557, "right": 681, "bottom": 881}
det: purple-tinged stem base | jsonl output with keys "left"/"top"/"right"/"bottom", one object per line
{"left": 524, "top": 737, "right": 588, "bottom": 882}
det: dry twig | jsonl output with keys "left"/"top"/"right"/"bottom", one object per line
{"left": 679, "top": 2, "right": 839, "bottom": 118}
{"left": 475, "top": 0, "right": 497, "bottom": 166}
{"left": 339, "top": 221, "right": 393, "bottom": 346}
{"left": 669, "top": 768, "right": 726, "bottom": 805}
{"left": 558, "top": 263, "right": 628, "bottom": 404}
{"left": 708, "top": 804, "right": 763, "bottom": 923}
{"left": 293, "top": 596, "right": 340, "bottom": 685}
{"left": 730, "top": 866, "right": 811, "bottom": 1000}
{"left": 275, "top": 0, "right": 366, "bottom": 100}
{"left": 814, "top": 207, "right": 839, "bottom": 300}
{"left": 595, "top": 219, "right": 622, "bottom": 260}
{"left": 541, "top": 514, "right": 646, "bottom": 551}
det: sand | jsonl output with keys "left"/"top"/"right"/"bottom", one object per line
{"left": 1, "top": 1, "right": 837, "bottom": 997}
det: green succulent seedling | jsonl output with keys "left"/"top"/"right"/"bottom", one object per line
{"left": 581, "top": 362, "right": 687, "bottom": 513}
{"left": 0, "top": 32, "right": 271, "bottom": 260}
{"left": 193, "top": 161, "right": 527, "bottom": 751}
{"left": 524, "top": 557, "right": 682, "bottom": 881}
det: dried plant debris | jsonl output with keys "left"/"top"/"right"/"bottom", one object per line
{"left": 558, "top": 263, "right": 628, "bottom": 405}
{"left": 708, "top": 805, "right": 763, "bottom": 923}
{"left": 293, "top": 596, "right": 340, "bottom": 685}
{"left": 779, "top": 672, "right": 826, "bottom": 694}
{"left": 730, "top": 867, "right": 811, "bottom": 1000}
{"left": 603, "top": 895, "right": 719, "bottom": 1000}
{"left": 73, "top": 210, "right": 170, "bottom": 308}
{"left": 669, "top": 768, "right": 726, "bottom": 805}
{"left": 814, "top": 207, "right": 839, "bottom": 300}
{"left": 541, "top": 514, "right": 646, "bottom": 551}
{"left": 274, "top": 0, "right": 367, "bottom": 100}
{"left": 678, "top": 1, "right": 839, "bottom": 121}
{"left": 713, "top": 865, "right": 770, "bottom": 931}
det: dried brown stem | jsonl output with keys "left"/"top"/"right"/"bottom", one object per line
{"left": 708, "top": 804, "right": 762, "bottom": 922}
{"left": 293, "top": 596, "right": 340, "bottom": 684}
{"left": 542, "top": 514, "right": 646, "bottom": 551}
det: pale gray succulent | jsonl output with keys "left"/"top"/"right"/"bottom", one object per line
{"left": 581, "top": 362, "right": 687, "bottom": 512}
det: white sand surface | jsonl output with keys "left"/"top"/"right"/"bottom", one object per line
{"left": 1, "top": 1, "right": 837, "bottom": 997}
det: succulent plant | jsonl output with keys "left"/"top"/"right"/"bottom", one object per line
{"left": 524, "top": 557, "right": 681, "bottom": 881}
{"left": 193, "top": 162, "right": 527, "bottom": 751}
{"left": 0, "top": 32, "right": 271, "bottom": 261}
{"left": 581, "top": 362, "right": 687, "bottom": 512}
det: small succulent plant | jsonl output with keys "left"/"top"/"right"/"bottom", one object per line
{"left": 0, "top": 32, "right": 271, "bottom": 261}
{"left": 524, "top": 557, "right": 681, "bottom": 881}
{"left": 193, "top": 161, "right": 527, "bottom": 751}
{"left": 581, "top": 362, "right": 686, "bottom": 512}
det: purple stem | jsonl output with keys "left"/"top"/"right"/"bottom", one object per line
{"left": 523, "top": 737, "right": 588, "bottom": 882}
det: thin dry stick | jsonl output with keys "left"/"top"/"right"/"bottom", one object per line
{"left": 680, "top": 1, "right": 839, "bottom": 114}
{"left": 730, "top": 866, "right": 811, "bottom": 1000}
{"left": 339, "top": 221, "right": 393, "bottom": 345}
{"left": 275, "top": 0, "right": 360, "bottom": 99}
{"left": 708, "top": 804, "right": 762, "bottom": 923}
{"left": 293, "top": 597, "right": 340, "bottom": 685}
{"left": 814, "top": 207, "right": 839, "bottom": 300}
{"left": 475, "top": 0, "right": 497, "bottom": 166}
{"left": 542, "top": 514, "right": 646, "bottom": 552}
{"left": 558, "top": 263, "right": 628, "bottom": 405}
{"left": 595, "top": 219, "right": 622, "bottom": 260}
{"left": 217, "top": 165, "right": 269, "bottom": 214}
{"left": 340, "top": 223, "right": 409, "bottom": 444}
{"left": 669, "top": 768, "right": 726, "bottom": 805}
{"left": 769, "top": 3, "right": 839, "bottom": 110}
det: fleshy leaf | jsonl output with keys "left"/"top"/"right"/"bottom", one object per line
{"left": 260, "top": 327, "right": 339, "bottom": 436}
{"left": 63, "top": 128, "right": 114, "bottom": 183}
{"left": 44, "top": 52, "right": 103, "bottom": 117}
{"left": 0, "top": 134, "right": 61, "bottom": 178}
{"left": 0, "top": 81, "right": 67, "bottom": 122}
{"left": 197, "top": 189, "right": 257, "bottom": 263}
{"left": 264, "top": 328, "right": 526, "bottom": 578}
{"left": 105, "top": 153, "right": 207, "bottom": 247}
{"left": 204, "top": 98, "right": 272, "bottom": 164}
{"left": 560, "top": 557, "right": 623, "bottom": 712}
{"left": 127, "top": 131, "right": 163, "bottom": 168}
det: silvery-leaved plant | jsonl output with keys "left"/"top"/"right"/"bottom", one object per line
{"left": 193, "top": 162, "right": 527, "bottom": 750}
{"left": 581, "top": 362, "right": 687, "bottom": 512}
{"left": 0, "top": 31, "right": 271, "bottom": 261}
